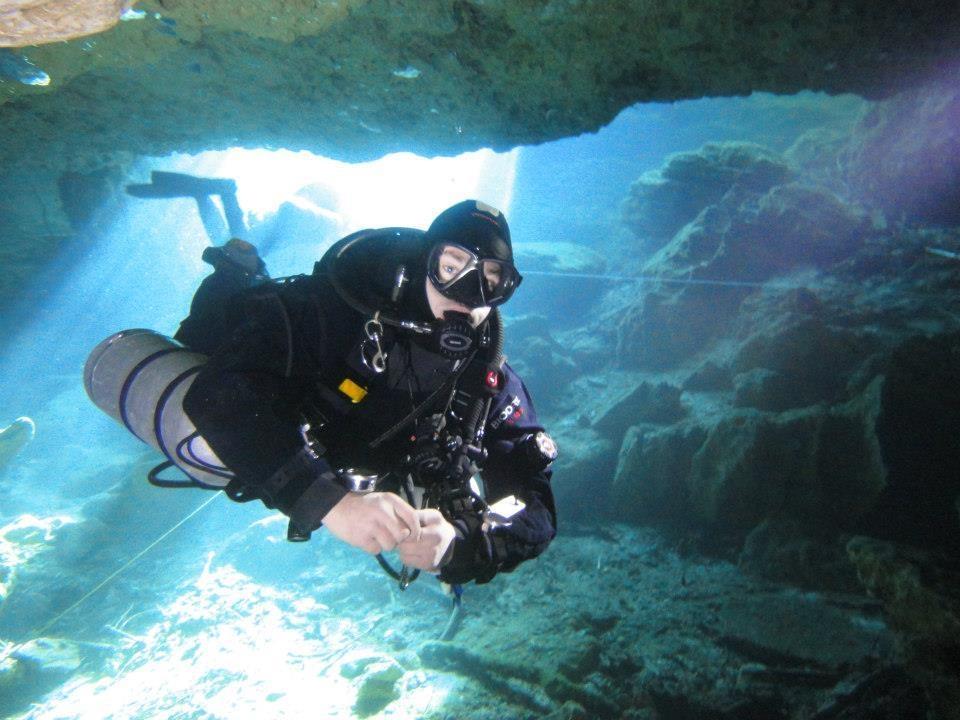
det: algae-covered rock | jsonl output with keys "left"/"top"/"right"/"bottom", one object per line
{"left": 543, "top": 674, "right": 619, "bottom": 718}
{"left": 688, "top": 379, "right": 886, "bottom": 534}
{"left": 349, "top": 655, "right": 405, "bottom": 718}
{"left": 651, "top": 182, "right": 870, "bottom": 284}
{"left": 847, "top": 536, "right": 960, "bottom": 720}
{"left": 682, "top": 360, "right": 733, "bottom": 392}
{"left": 609, "top": 422, "right": 708, "bottom": 525}
{"left": 739, "top": 518, "right": 861, "bottom": 592}
{"left": 622, "top": 142, "right": 794, "bottom": 253}
{"left": 10, "top": 637, "right": 84, "bottom": 675}
{"left": 615, "top": 282, "right": 749, "bottom": 370}
{"left": 418, "top": 640, "right": 551, "bottom": 714}
{"left": 0, "top": 636, "right": 102, "bottom": 717}
{"left": 592, "top": 380, "right": 686, "bottom": 439}
{"left": 615, "top": 179, "right": 871, "bottom": 370}
{"left": 732, "top": 368, "right": 794, "bottom": 411}
{"left": 784, "top": 124, "right": 856, "bottom": 192}
{"left": 732, "top": 318, "right": 877, "bottom": 410}
{"left": 1, "top": 513, "right": 76, "bottom": 604}
{"left": 717, "top": 588, "right": 888, "bottom": 670}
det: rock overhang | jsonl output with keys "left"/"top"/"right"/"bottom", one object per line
{"left": 2, "top": 0, "right": 959, "bottom": 169}
{"left": 1, "top": 0, "right": 958, "bottom": 315}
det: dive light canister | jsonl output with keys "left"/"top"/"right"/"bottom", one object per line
{"left": 83, "top": 329, "right": 233, "bottom": 488}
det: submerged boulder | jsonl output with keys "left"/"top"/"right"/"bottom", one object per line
{"left": 592, "top": 380, "right": 686, "bottom": 439}
{"left": 615, "top": 281, "right": 748, "bottom": 370}
{"left": 615, "top": 177, "right": 872, "bottom": 369}
{"left": 610, "top": 378, "right": 887, "bottom": 540}
{"left": 739, "top": 518, "right": 861, "bottom": 592}
{"left": 859, "top": 331, "right": 960, "bottom": 554}
{"left": 609, "top": 421, "right": 708, "bottom": 524}
{"left": 689, "top": 379, "right": 886, "bottom": 534}
{"left": 0, "top": 636, "right": 110, "bottom": 718}
{"left": 347, "top": 655, "right": 405, "bottom": 718}
{"left": 848, "top": 536, "right": 960, "bottom": 720}
{"left": 731, "top": 317, "right": 878, "bottom": 411}
{"left": 622, "top": 142, "right": 794, "bottom": 254}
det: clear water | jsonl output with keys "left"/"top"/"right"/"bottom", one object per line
{"left": 1, "top": 87, "right": 956, "bottom": 719}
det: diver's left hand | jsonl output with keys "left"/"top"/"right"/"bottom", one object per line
{"left": 398, "top": 509, "right": 456, "bottom": 573}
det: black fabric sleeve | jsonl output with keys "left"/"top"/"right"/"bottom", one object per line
{"left": 182, "top": 287, "right": 348, "bottom": 531}
{"left": 439, "top": 367, "right": 558, "bottom": 585}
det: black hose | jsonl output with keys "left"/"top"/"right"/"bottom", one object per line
{"left": 375, "top": 553, "right": 420, "bottom": 586}
{"left": 463, "top": 308, "right": 504, "bottom": 442}
{"left": 147, "top": 461, "right": 213, "bottom": 489}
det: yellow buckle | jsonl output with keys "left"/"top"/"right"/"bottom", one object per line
{"left": 338, "top": 377, "right": 368, "bottom": 403}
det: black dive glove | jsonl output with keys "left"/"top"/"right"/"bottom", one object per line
{"left": 438, "top": 512, "right": 506, "bottom": 585}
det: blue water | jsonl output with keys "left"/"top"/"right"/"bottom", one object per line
{"left": 2, "top": 87, "right": 957, "bottom": 719}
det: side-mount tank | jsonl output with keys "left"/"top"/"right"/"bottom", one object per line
{"left": 84, "top": 329, "right": 233, "bottom": 488}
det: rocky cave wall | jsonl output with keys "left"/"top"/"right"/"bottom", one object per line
{"left": 495, "top": 75, "right": 960, "bottom": 716}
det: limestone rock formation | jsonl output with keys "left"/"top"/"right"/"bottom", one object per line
{"left": 0, "top": 0, "right": 131, "bottom": 47}
{"left": 731, "top": 317, "right": 879, "bottom": 411}
{"left": 609, "top": 378, "right": 886, "bottom": 536}
{"left": 845, "top": 76, "right": 960, "bottom": 227}
{"left": 848, "top": 536, "right": 960, "bottom": 720}
{"left": 614, "top": 143, "right": 873, "bottom": 370}
{"left": 621, "top": 142, "right": 794, "bottom": 255}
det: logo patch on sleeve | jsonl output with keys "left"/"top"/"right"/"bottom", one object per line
{"left": 490, "top": 395, "right": 522, "bottom": 429}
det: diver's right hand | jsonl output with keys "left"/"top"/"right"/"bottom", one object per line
{"left": 321, "top": 492, "right": 422, "bottom": 555}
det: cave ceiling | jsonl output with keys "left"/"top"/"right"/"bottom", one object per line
{"left": 1, "top": 0, "right": 959, "bottom": 170}
{"left": 0, "top": 0, "right": 958, "bottom": 313}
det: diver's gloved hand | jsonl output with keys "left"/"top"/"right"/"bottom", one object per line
{"left": 322, "top": 492, "right": 421, "bottom": 555}
{"left": 438, "top": 513, "right": 501, "bottom": 585}
{"left": 398, "top": 509, "right": 456, "bottom": 573}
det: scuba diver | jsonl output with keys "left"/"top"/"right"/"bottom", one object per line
{"left": 176, "top": 200, "right": 558, "bottom": 585}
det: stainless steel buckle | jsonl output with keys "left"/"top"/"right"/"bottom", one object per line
{"left": 336, "top": 468, "right": 379, "bottom": 493}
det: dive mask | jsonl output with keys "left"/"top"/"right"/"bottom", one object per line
{"left": 427, "top": 243, "right": 522, "bottom": 309}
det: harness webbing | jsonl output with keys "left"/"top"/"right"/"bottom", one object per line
{"left": 367, "top": 348, "right": 477, "bottom": 450}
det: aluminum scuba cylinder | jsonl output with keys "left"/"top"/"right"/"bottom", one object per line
{"left": 83, "top": 329, "right": 233, "bottom": 488}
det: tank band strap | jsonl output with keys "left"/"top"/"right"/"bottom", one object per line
{"left": 260, "top": 445, "right": 334, "bottom": 512}
{"left": 118, "top": 347, "right": 181, "bottom": 442}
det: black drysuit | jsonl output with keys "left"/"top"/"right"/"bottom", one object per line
{"left": 181, "top": 269, "right": 556, "bottom": 584}
{"left": 174, "top": 261, "right": 266, "bottom": 354}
